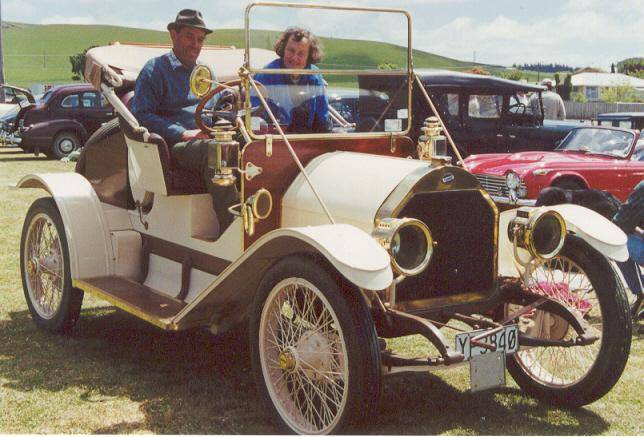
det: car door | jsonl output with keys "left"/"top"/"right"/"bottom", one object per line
{"left": 56, "top": 92, "right": 82, "bottom": 123}
{"left": 80, "top": 91, "right": 113, "bottom": 135}
{"left": 460, "top": 93, "right": 503, "bottom": 156}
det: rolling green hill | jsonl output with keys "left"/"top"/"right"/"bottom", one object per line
{"left": 1, "top": 22, "right": 529, "bottom": 88}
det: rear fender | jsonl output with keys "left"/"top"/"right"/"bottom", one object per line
{"left": 172, "top": 224, "right": 393, "bottom": 332}
{"left": 499, "top": 204, "right": 628, "bottom": 278}
{"left": 17, "top": 173, "right": 113, "bottom": 279}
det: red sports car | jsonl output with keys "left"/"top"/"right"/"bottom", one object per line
{"left": 465, "top": 126, "right": 644, "bottom": 205}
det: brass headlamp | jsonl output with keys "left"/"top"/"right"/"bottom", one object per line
{"left": 372, "top": 217, "right": 434, "bottom": 277}
{"left": 508, "top": 207, "right": 567, "bottom": 260}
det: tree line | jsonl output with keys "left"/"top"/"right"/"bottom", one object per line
{"left": 512, "top": 63, "right": 575, "bottom": 73}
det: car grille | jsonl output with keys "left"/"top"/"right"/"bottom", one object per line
{"left": 395, "top": 189, "right": 496, "bottom": 301}
{"left": 474, "top": 174, "right": 525, "bottom": 198}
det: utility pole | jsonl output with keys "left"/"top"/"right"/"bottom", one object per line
{"left": 0, "top": 0, "right": 6, "bottom": 102}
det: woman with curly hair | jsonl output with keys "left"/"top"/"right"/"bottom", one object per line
{"left": 253, "top": 27, "right": 331, "bottom": 133}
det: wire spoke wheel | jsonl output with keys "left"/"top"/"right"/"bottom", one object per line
{"left": 259, "top": 278, "right": 349, "bottom": 434}
{"left": 20, "top": 198, "right": 83, "bottom": 332}
{"left": 251, "top": 257, "right": 381, "bottom": 434}
{"left": 505, "top": 235, "right": 631, "bottom": 407}
{"left": 512, "top": 255, "right": 600, "bottom": 387}
{"left": 24, "top": 213, "right": 65, "bottom": 319}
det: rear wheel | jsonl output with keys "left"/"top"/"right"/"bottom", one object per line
{"left": 506, "top": 235, "right": 631, "bottom": 407}
{"left": 20, "top": 197, "right": 83, "bottom": 332}
{"left": 49, "top": 131, "right": 80, "bottom": 159}
{"left": 250, "top": 257, "right": 381, "bottom": 434}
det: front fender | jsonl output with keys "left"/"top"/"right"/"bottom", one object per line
{"left": 547, "top": 171, "right": 589, "bottom": 188}
{"left": 17, "top": 173, "right": 113, "bottom": 279}
{"left": 172, "top": 224, "right": 392, "bottom": 331}
{"left": 498, "top": 204, "right": 629, "bottom": 277}
{"left": 23, "top": 119, "right": 88, "bottom": 142}
{"left": 546, "top": 204, "right": 628, "bottom": 261}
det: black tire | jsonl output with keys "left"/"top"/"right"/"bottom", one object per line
{"left": 249, "top": 256, "right": 381, "bottom": 434}
{"left": 75, "top": 118, "right": 120, "bottom": 174}
{"left": 552, "top": 178, "right": 585, "bottom": 190}
{"left": 20, "top": 197, "right": 83, "bottom": 332}
{"left": 507, "top": 235, "right": 631, "bottom": 407}
{"left": 48, "top": 131, "right": 81, "bottom": 159}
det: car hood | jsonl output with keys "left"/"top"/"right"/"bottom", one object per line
{"left": 465, "top": 151, "right": 615, "bottom": 176}
{"left": 282, "top": 152, "right": 430, "bottom": 232}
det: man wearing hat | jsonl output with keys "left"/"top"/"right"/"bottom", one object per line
{"left": 528, "top": 78, "right": 566, "bottom": 120}
{"left": 130, "top": 9, "right": 238, "bottom": 235}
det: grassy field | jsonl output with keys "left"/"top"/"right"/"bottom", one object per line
{"left": 0, "top": 145, "right": 641, "bottom": 434}
{"left": 2, "top": 22, "right": 542, "bottom": 89}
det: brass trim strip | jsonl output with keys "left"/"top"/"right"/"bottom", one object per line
{"left": 394, "top": 292, "right": 489, "bottom": 313}
{"left": 244, "top": 2, "right": 414, "bottom": 141}
{"left": 248, "top": 68, "right": 408, "bottom": 76}
{"left": 72, "top": 279, "right": 178, "bottom": 331}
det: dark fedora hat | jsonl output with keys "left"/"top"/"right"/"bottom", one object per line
{"left": 167, "top": 9, "right": 212, "bottom": 34}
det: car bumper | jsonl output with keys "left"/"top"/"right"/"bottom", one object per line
{"left": 490, "top": 195, "right": 536, "bottom": 207}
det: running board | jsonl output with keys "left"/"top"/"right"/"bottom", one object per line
{"left": 73, "top": 277, "right": 186, "bottom": 330}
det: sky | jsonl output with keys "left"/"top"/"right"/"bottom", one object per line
{"left": 3, "top": 0, "right": 643, "bottom": 70}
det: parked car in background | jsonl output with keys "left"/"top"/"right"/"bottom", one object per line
{"left": 465, "top": 126, "right": 644, "bottom": 205}
{"left": 358, "top": 70, "right": 582, "bottom": 158}
{"left": 597, "top": 112, "right": 644, "bottom": 130}
{"left": 17, "top": 83, "right": 114, "bottom": 159}
{"left": 0, "top": 84, "right": 36, "bottom": 117}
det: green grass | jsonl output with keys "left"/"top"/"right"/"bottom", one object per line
{"left": 0, "top": 145, "right": 642, "bottom": 434}
{"left": 2, "top": 22, "right": 539, "bottom": 89}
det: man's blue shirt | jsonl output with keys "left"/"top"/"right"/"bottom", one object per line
{"left": 252, "top": 58, "right": 329, "bottom": 130}
{"left": 130, "top": 51, "right": 208, "bottom": 145}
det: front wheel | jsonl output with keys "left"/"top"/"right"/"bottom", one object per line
{"left": 20, "top": 197, "right": 83, "bottom": 332}
{"left": 506, "top": 235, "right": 631, "bottom": 407}
{"left": 250, "top": 257, "right": 381, "bottom": 434}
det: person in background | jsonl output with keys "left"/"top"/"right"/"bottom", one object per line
{"left": 130, "top": 9, "right": 238, "bottom": 235}
{"left": 253, "top": 27, "right": 331, "bottom": 133}
{"left": 613, "top": 181, "right": 644, "bottom": 318}
{"left": 529, "top": 78, "right": 566, "bottom": 120}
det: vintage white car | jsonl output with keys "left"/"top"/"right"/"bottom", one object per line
{"left": 16, "top": 3, "right": 632, "bottom": 434}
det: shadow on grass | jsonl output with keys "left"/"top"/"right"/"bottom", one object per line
{"left": 0, "top": 156, "right": 50, "bottom": 162}
{"left": 0, "top": 307, "right": 610, "bottom": 434}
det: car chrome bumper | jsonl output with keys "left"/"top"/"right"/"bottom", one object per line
{"left": 490, "top": 195, "right": 535, "bottom": 207}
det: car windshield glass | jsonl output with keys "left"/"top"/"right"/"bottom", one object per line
{"left": 246, "top": 4, "right": 409, "bottom": 137}
{"left": 469, "top": 94, "right": 502, "bottom": 118}
{"left": 557, "top": 128, "right": 634, "bottom": 157}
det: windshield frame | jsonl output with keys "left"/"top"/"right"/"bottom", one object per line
{"left": 243, "top": 1, "right": 413, "bottom": 140}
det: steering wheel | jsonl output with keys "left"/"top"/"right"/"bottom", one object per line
{"left": 195, "top": 79, "right": 269, "bottom": 133}
{"left": 509, "top": 102, "right": 527, "bottom": 115}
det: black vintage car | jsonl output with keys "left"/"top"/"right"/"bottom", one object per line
{"left": 597, "top": 112, "right": 644, "bottom": 130}
{"left": 356, "top": 69, "right": 581, "bottom": 158}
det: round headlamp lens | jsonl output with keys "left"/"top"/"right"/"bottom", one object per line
{"left": 531, "top": 213, "right": 565, "bottom": 258}
{"left": 393, "top": 224, "right": 429, "bottom": 272}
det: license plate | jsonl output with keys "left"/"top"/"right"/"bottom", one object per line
{"left": 455, "top": 325, "right": 519, "bottom": 360}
